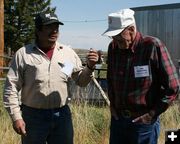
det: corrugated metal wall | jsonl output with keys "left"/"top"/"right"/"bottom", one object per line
{"left": 133, "top": 3, "right": 180, "bottom": 68}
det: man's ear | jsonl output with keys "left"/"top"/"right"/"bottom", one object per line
{"left": 35, "top": 28, "right": 41, "bottom": 39}
{"left": 128, "top": 26, "right": 135, "bottom": 33}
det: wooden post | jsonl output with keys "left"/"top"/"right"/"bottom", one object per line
{"left": 0, "top": 0, "right": 4, "bottom": 70}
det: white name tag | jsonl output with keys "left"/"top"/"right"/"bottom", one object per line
{"left": 134, "top": 65, "right": 149, "bottom": 78}
{"left": 61, "top": 61, "right": 74, "bottom": 76}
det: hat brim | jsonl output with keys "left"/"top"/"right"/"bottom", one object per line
{"left": 44, "top": 20, "right": 64, "bottom": 25}
{"left": 102, "top": 28, "right": 124, "bottom": 36}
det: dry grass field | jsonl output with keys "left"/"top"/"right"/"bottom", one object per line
{"left": 0, "top": 82, "right": 179, "bottom": 144}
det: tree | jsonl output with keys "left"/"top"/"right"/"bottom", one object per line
{"left": 4, "top": 0, "right": 56, "bottom": 53}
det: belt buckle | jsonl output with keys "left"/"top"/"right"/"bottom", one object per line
{"left": 121, "top": 110, "right": 131, "bottom": 118}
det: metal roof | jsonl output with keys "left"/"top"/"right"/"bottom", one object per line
{"left": 132, "top": 3, "right": 180, "bottom": 11}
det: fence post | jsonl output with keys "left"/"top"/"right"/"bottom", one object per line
{"left": 0, "top": 0, "right": 4, "bottom": 76}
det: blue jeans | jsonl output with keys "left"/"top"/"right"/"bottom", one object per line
{"left": 110, "top": 116, "right": 160, "bottom": 144}
{"left": 21, "top": 105, "right": 73, "bottom": 144}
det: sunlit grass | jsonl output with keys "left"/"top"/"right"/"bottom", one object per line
{"left": 0, "top": 81, "right": 179, "bottom": 144}
{"left": 158, "top": 101, "right": 180, "bottom": 144}
{"left": 71, "top": 103, "right": 110, "bottom": 144}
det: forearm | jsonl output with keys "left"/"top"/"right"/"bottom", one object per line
{"left": 3, "top": 78, "right": 22, "bottom": 121}
{"left": 72, "top": 66, "right": 94, "bottom": 87}
{"left": 154, "top": 43, "right": 180, "bottom": 116}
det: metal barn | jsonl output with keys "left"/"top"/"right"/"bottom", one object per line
{"left": 132, "top": 3, "right": 180, "bottom": 69}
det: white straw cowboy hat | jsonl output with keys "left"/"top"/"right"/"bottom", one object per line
{"left": 102, "top": 8, "right": 135, "bottom": 36}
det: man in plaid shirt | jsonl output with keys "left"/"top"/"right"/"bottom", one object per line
{"left": 102, "top": 8, "right": 179, "bottom": 144}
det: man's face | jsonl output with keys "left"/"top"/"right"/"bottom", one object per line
{"left": 112, "top": 26, "right": 133, "bottom": 49}
{"left": 37, "top": 23, "right": 59, "bottom": 44}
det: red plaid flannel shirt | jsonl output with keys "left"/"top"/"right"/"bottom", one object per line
{"left": 107, "top": 32, "right": 179, "bottom": 116}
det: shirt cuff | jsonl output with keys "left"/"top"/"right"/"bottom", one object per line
{"left": 11, "top": 112, "right": 23, "bottom": 121}
{"left": 85, "top": 65, "right": 94, "bottom": 74}
{"left": 86, "top": 63, "right": 95, "bottom": 71}
{"left": 151, "top": 101, "right": 169, "bottom": 117}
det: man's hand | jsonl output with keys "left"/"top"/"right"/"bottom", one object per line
{"left": 132, "top": 110, "right": 155, "bottom": 124}
{"left": 86, "top": 48, "right": 99, "bottom": 70}
{"left": 13, "top": 119, "right": 26, "bottom": 136}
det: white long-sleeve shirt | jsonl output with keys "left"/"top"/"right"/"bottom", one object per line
{"left": 3, "top": 42, "right": 93, "bottom": 121}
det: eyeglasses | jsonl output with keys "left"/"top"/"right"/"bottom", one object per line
{"left": 112, "top": 26, "right": 131, "bottom": 41}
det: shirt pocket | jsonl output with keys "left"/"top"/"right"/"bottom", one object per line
{"left": 24, "top": 63, "right": 49, "bottom": 95}
{"left": 26, "top": 62, "right": 47, "bottom": 78}
{"left": 24, "top": 60, "right": 49, "bottom": 89}
{"left": 132, "top": 62, "right": 152, "bottom": 89}
{"left": 58, "top": 71, "right": 69, "bottom": 82}
{"left": 52, "top": 62, "right": 69, "bottom": 83}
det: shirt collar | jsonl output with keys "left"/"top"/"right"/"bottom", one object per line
{"left": 129, "top": 31, "right": 142, "bottom": 53}
{"left": 33, "top": 41, "right": 62, "bottom": 51}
